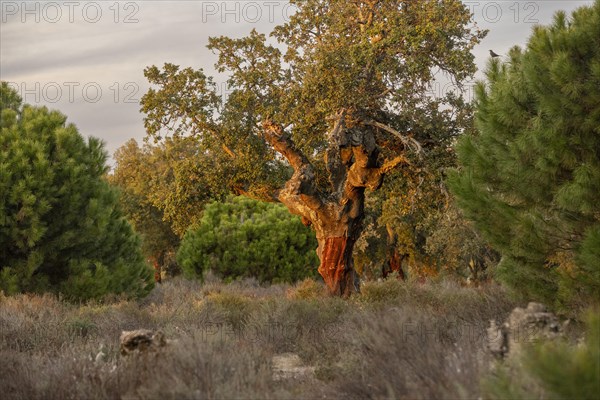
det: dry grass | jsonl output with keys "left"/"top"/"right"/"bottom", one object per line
{"left": 0, "top": 277, "right": 516, "bottom": 399}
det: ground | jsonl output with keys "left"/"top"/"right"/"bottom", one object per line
{"left": 0, "top": 276, "right": 517, "bottom": 399}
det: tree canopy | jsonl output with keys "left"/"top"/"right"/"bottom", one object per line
{"left": 111, "top": 137, "right": 227, "bottom": 238}
{"left": 110, "top": 136, "right": 231, "bottom": 281}
{"left": 0, "top": 82, "right": 154, "bottom": 300}
{"left": 141, "top": 0, "right": 486, "bottom": 294}
{"left": 449, "top": 1, "right": 600, "bottom": 308}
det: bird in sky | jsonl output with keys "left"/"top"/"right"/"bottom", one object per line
{"left": 489, "top": 50, "right": 501, "bottom": 58}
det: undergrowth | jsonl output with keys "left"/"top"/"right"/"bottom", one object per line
{"left": 0, "top": 277, "right": 526, "bottom": 399}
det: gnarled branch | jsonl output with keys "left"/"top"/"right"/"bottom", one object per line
{"left": 262, "top": 120, "right": 323, "bottom": 214}
{"left": 325, "top": 110, "right": 350, "bottom": 194}
{"left": 262, "top": 120, "right": 310, "bottom": 171}
{"left": 364, "top": 120, "right": 423, "bottom": 154}
{"left": 380, "top": 155, "right": 409, "bottom": 174}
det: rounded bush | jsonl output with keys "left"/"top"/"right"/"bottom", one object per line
{"left": 177, "top": 196, "right": 318, "bottom": 283}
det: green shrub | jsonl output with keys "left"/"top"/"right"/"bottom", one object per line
{"left": 204, "top": 291, "right": 254, "bottom": 332}
{"left": 525, "top": 309, "right": 600, "bottom": 399}
{"left": 66, "top": 317, "right": 98, "bottom": 339}
{"left": 177, "top": 196, "right": 318, "bottom": 283}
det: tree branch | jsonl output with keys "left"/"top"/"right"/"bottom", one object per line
{"left": 190, "top": 115, "right": 238, "bottom": 159}
{"left": 379, "top": 155, "right": 409, "bottom": 174}
{"left": 262, "top": 120, "right": 323, "bottom": 215}
{"left": 262, "top": 120, "right": 310, "bottom": 171}
{"left": 325, "top": 110, "right": 350, "bottom": 194}
{"left": 364, "top": 120, "right": 423, "bottom": 154}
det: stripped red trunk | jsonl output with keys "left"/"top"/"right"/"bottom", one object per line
{"left": 318, "top": 236, "right": 359, "bottom": 296}
{"left": 382, "top": 223, "right": 406, "bottom": 280}
{"left": 152, "top": 252, "right": 164, "bottom": 283}
{"left": 383, "top": 249, "right": 406, "bottom": 280}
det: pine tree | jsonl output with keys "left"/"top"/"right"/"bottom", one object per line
{"left": 0, "top": 82, "right": 154, "bottom": 300}
{"left": 449, "top": 2, "right": 600, "bottom": 309}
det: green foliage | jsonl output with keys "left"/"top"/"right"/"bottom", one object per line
{"left": 525, "top": 311, "right": 600, "bottom": 399}
{"left": 0, "top": 83, "right": 153, "bottom": 301}
{"left": 483, "top": 309, "right": 600, "bottom": 400}
{"left": 355, "top": 174, "right": 497, "bottom": 281}
{"left": 138, "top": 2, "right": 487, "bottom": 290}
{"left": 352, "top": 89, "right": 488, "bottom": 281}
{"left": 141, "top": 61, "right": 288, "bottom": 201}
{"left": 111, "top": 137, "right": 223, "bottom": 238}
{"left": 424, "top": 201, "right": 499, "bottom": 280}
{"left": 449, "top": 2, "right": 600, "bottom": 309}
{"left": 140, "top": 0, "right": 486, "bottom": 208}
{"left": 177, "top": 196, "right": 318, "bottom": 283}
{"left": 109, "top": 139, "right": 182, "bottom": 278}
{"left": 0, "top": 82, "right": 22, "bottom": 120}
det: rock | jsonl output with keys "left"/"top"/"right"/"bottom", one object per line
{"left": 487, "top": 319, "right": 508, "bottom": 358}
{"left": 94, "top": 344, "right": 108, "bottom": 363}
{"left": 272, "top": 353, "right": 315, "bottom": 381}
{"left": 487, "top": 302, "right": 562, "bottom": 359}
{"left": 524, "top": 302, "right": 547, "bottom": 313}
{"left": 120, "top": 329, "right": 166, "bottom": 356}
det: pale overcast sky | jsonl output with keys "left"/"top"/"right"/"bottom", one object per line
{"left": 0, "top": 1, "right": 592, "bottom": 161}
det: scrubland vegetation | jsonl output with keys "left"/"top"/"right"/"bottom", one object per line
{"left": 3, "top": 277, "right": 597, "bottom": 399}
{"left": 1, "top": 277, "right": 519, "bottom": 399}
{"left": 2, "top": 1, "right": 600, "bottom": 399}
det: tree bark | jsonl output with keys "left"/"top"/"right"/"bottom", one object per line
{"left": 386, "top": 250, "right": 406, "bottom": 280}
{"left": 152, "top": 252, "right": 165, "bottom": 284}
{"left": 262, "top": 111, "right": 413, "bottom": 296}
{"left": 318, "top": 236, "right": 359, "bottom": 296}
{"left": 383, "top": 224, "right": 406, "bottom": 280}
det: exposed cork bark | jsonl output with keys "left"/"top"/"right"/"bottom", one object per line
{"left": 261, "top": 110, "right": 416, "bottom": 295}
